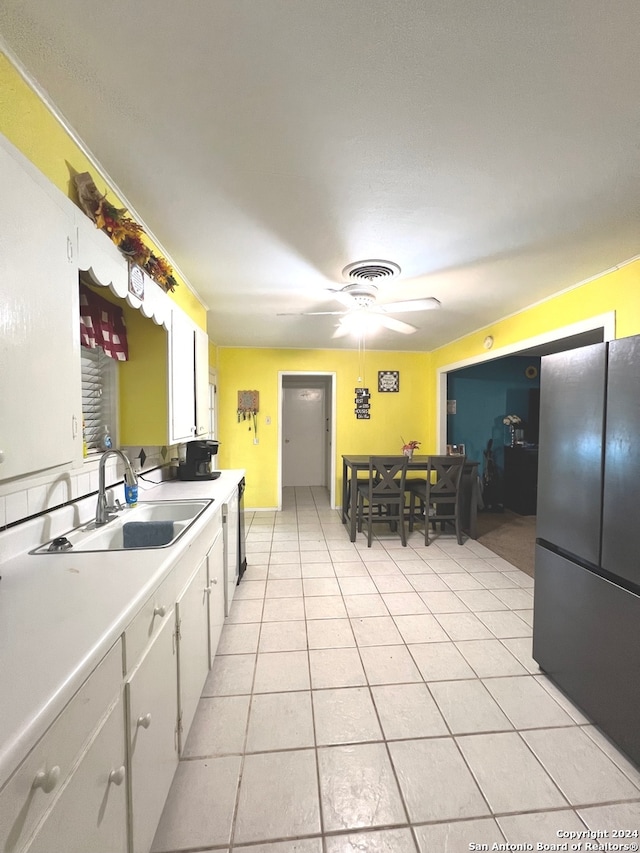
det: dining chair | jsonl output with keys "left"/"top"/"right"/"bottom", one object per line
{"left": 356, "top": 455, "right": 409, "bottom": 547}
{"left": 407, "top": 455, "right": 466, "bottom": 545}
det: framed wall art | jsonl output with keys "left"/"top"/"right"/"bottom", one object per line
{"left": 378, "top": 370, "right": 399, "bottom": 393}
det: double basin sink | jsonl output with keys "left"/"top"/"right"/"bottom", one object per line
{"left": 31, "top": 500, "right": 213, "bottom": 554}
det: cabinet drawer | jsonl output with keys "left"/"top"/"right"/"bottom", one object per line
{"left": 123, "top": 572, "right": 178, "bottom": 673}
{"left": 25, "top": 697, "right": 127, "bottom": 853}
{"left": 0, "top": 639, "right": 122, "bottom": 853}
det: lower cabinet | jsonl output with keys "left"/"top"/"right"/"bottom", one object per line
{"left": 25, "top": 698, "right": 128, "bottom": 853}
{"left": 207, "top": 526, "right": 225, "bottom": 666}
{"left": 126, "top": 613, "right": 179, "bottom": 853}
{"left": 175, "top": 557, "right": 210, "bottom": 755}
{"left": 2, "top": 501, "right": 232, "bottom": 853}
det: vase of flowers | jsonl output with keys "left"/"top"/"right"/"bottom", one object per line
{"left": 502, "top": 414, "right": 523, "bottom": 447}
{"left": 402, "top": 439, "right": 421, "bottom": 459}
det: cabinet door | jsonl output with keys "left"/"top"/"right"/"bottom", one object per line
{"left": 207, "top": 526, "right": 225, "bottom": 665}
{"left": 224, "top": 492, "right": 240, "bottom": 617}
{"left": 25, "top": 699, "right": 127, "bottom": 853}
{"left": 168, "top": 308, "right": 196, "bottom": 444}
{"left": 0, "top": 141, "right": 81, "bottom": 480}
{"left": 194, "top": 326, "right": 210, "bottom": 436}
{"left": 126, "top": 612, "right": 179, "bottom": 853}
{"left": 175, "top": 557, "right": 210, "bottom": 755}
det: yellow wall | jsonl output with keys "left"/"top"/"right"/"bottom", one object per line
{"left": 0, "top": 52, "right": 206, "bottom": 329}
{"left": 217, "top": 347, "right": 430, "bottom": 508}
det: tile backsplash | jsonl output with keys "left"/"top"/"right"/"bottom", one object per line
{"left": 0, "top": 446, "right": 170, "bottom": 530}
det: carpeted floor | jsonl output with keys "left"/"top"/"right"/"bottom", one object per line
{"left": 475, "top": 509, "right": 537, "bottom": 578}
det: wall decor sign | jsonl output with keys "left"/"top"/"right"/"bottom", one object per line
{"left": 128, "top": 263, "right": 145, "bottom": 300}
{"left": 378, "top": 370, "right": 399, "bottom": 392}
{"left": 355, "top": 387, "right": 371, "bottom": 419}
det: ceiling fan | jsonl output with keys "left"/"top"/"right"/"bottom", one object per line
{"left": 278, "top": 260, "right": 440, "bottom": 337}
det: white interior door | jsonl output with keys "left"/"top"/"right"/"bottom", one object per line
{"left": 283, "top": 386, "right": 326, "bottom": 486}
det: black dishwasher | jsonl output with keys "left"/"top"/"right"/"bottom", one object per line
{"left": 237, "top": 477, "right": 247, "bottom": 582}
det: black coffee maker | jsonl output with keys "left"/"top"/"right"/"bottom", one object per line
{"left": 177, "top": 440, "right": 221, "bottom": 481}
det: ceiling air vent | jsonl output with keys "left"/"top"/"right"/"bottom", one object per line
{"left": 342, "top": 260, "right": 401, "bottom": 283}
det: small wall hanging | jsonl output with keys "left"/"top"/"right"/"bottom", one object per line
{"left": 237, "top": 390, "right": 259, "bottom": 437}
{"left": 237, "top": 390, "right": 259, "bottom": 415}
{"left": 355, "top": 387, "right": 371, "bottom": 419}
{"left": 378, "top": 370, "right": 399, "bottom": 392}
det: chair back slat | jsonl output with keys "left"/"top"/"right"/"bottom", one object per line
{"left": 369, "top": 456, "right": 408, "bottom": 497}
{"left": 428, "top": 455, "right": 465, "bottom": 499}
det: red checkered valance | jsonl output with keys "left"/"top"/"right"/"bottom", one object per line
{"left": 79, "top": 284, "right": 129, "bottom": 361}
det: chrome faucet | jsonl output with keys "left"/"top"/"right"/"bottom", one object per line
{"left": 95, "top": 449, "right": 138, "bottom": 526}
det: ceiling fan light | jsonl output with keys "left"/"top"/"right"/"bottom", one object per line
{"left": 337, "top": 311, "right": 382, "bottom": 338}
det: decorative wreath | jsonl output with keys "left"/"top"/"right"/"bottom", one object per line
{"left": 74, "top": 172, "right": 178, "bottom": 292}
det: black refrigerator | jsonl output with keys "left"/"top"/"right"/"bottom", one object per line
{"left": 533, "top": 336, "right": 640, "bottom": 765}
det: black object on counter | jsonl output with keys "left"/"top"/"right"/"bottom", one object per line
{"left": 178, "top": 440, "right": 221, "bottom": 481}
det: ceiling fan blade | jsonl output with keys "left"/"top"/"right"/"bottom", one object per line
{"left": 378, "top": 315, "right": 418, "bottom": 334}
{"left": 277, "top": 310, "right": 348, "bottom": 316}
{"left": 379, "top": 297, "right": 441, "bottom": 313}
{"left": 326, "top": 289, "right": 357, "bottom": 308}
{"left": 332, "top": 323, "right": 352, "bottom": 338}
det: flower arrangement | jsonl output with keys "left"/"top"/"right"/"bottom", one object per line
{"left": 503, "top": 414, "right": 524, "bottom": 447}
{"left": 502, "top": 414, "right": 522, "bottom": 426}
{"left": 402, "top": 438, "right": 421, "bottom": 457}
{"left": 74, "top": 172, "right": 178, "bottom": 292}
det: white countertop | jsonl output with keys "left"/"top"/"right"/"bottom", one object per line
{"left": 0, "top": 469, "right": 244, "bottom": 789}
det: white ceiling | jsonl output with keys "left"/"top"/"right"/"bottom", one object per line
{"left": 2, "top": 1, "right": 639, "bottom": 351}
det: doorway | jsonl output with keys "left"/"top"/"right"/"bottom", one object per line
{"left": 278, "top": 372, "right": 336, "bottom": 509}
{"left": 435, "top": 313, "right": 615, "bottom": 575}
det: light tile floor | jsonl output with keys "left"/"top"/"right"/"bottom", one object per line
{"left": 152, "top": 487, "right": 640, "bottom": 853}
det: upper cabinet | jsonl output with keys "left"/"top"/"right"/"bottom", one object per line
{"left": 0, "top": 138, "right": 82, "bottom": 481}
{"left": 194, "top": 326, "right": 210, "bottom": 437}
{"left": 169, "top": 307, "right": 198, "bottom": 443}
{"left": 120, "top": 303, "right": 209, "bottom": 447}
{"left": 169, "top": 310, "right": 210, "bottom": 443}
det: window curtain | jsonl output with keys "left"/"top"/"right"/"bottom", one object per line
{"left": 79, "top": 284, "right": 129, "bottom": 361}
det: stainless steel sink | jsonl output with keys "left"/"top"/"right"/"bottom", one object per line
{"left": 31, "top": 500, "right": 213, "bottom": 553}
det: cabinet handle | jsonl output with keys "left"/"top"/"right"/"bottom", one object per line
{"left": 32, "top": 766, "right": 60, "bottom": 793}
{"left": 136, "top": 713, "right": 152, "bottom": 730}
{"left": 153, "top": 605, "right": 166, "bottom": 618}
{"left": 204, "top": 578, "right": 218, "bottom": 593}
{"left": 108, "top": 765, "right": 126, "bottom": 786}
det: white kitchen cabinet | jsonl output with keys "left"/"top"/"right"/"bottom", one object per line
{"left": 0, "top": 137, "right": 82, "bottom": 481}
{"left": 125, "top": 612, "right": 179, "bottom": 853}
{"left": 223, "top": 491, "right": 240, "bottom": 616}
{"left": 168, "top": 308, "right": 197, "bottom": 444}
{"left": 194, "top": 325, "right": 210, "bottom": 436}
{"left": 25, "top": 698, "right": 127, "bottom": 853}
{"left": 168, "top": 309, "right": 210, "bottom": 443}
{"left": 207, "top": 525, "right": 225, "bottom": 666}
{"left": 0, "top": 640, "right": 122, "bottom": 853}
{"left": 175, "top": 556, "right": 210, "bottom": 755}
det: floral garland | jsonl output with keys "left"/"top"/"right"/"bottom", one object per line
{"left": 74, "top": 172, "right": 178, "bottom": 292}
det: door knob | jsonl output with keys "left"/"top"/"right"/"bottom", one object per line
{"left": 108, "top": 765, "right": 126, "bottom": 786}
{"left": 32, "top": 766, "right": 60, "bottom": 793}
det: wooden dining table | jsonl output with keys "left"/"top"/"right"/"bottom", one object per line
{"left": 341, "top": 454, "right": 480, "bottom": 543}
